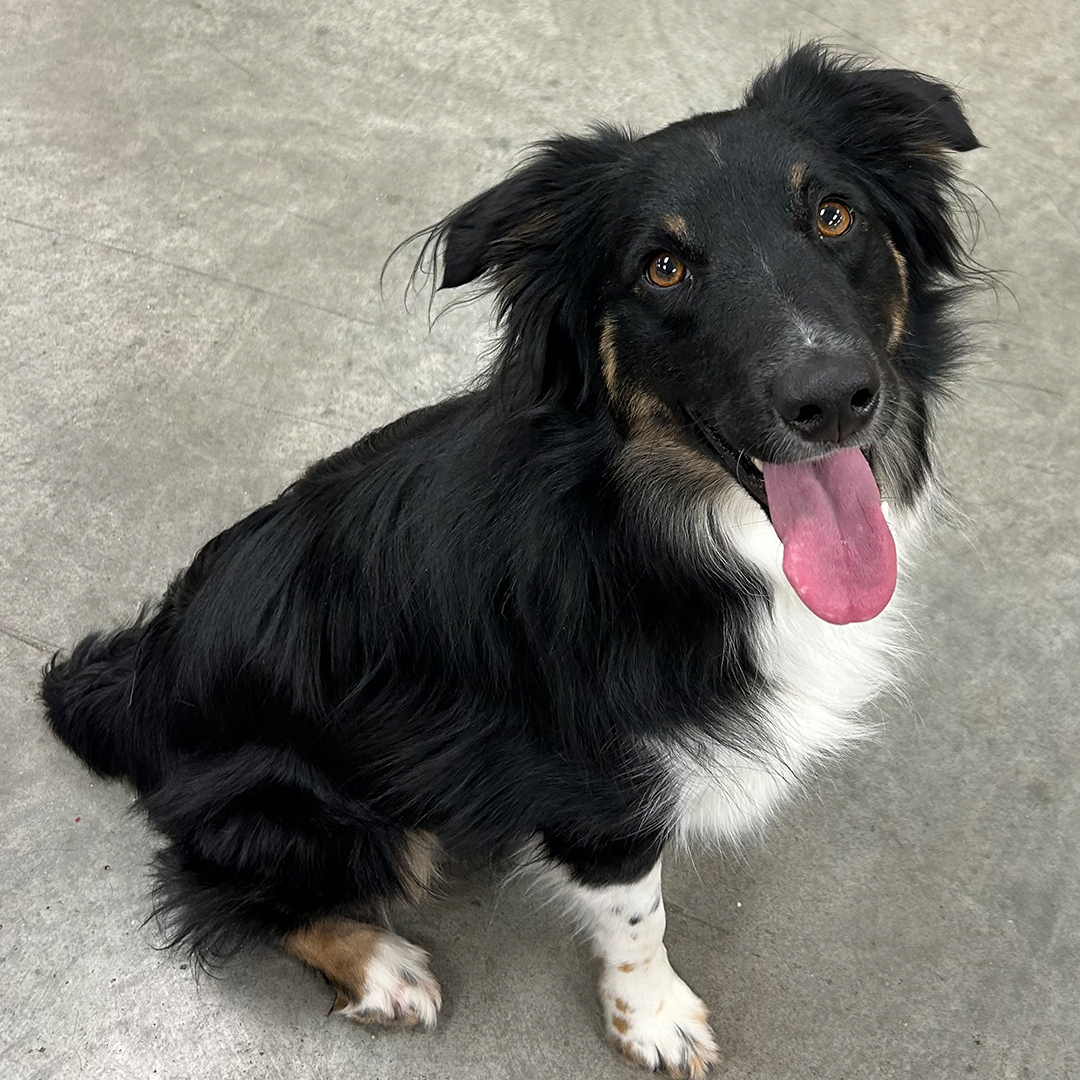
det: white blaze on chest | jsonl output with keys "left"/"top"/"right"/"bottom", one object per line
{"left": 670, "top": 490, "right": 920, "bottom": 848}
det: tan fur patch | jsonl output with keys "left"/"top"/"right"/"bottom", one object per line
{"left": 619, "top": 418, "right": 732, "bottom": 497}
{"left": 615, "top": 997, "right": 631, "bottom": 1013}
{"left": 600, "top": 315, "right": 619, "bottom": 399}
{"left": 618, "top": 962, "right": 636, "bottom": 974}
{"left": 662, "top": 212, "right": 692, "bottom": 246}
{"left": 609, "top": 1034, "right": 651, "bottom": 1069}
{"left": 603, "top": 339, "right": 737, "bottom": 518}
{"left": 789, "top": 161, "right": 808, "bottom": 195}
{"left": 398, "top": 829, "right": 443, "bottom": 902}
{"left": 884, "top": 236, "right": 910, "bottom": 352}
{"left": 686, "top": 1045, "right": 718, "bottom": 1080}
{"left": 600, "top": 331, "right": 696, "bottom": 452}
{"left": 284, "top": 918, "right": 381, "bottom": 999}
{"left": 622, "top": 386, "right": 675, "bottom": 434}
{"left": 611, "top": 1014, "right": 631, "bottom": 1035}
{"left": 611, "top": 383, "right": 707, "bottom": 471}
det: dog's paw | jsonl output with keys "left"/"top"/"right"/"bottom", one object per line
{"left": 331, "top": 934, "right": 442, "bottom": 1030}
{"left": 603, "top": 970, "right": 719, "bottom": 1079}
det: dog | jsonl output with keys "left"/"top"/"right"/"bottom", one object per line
{"left": 41, "top": 43, "right": 979, "bottom": 1078}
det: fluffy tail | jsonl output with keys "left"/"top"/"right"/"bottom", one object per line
{"left": 41, "top": 609, "right": 159, "bottom": 788}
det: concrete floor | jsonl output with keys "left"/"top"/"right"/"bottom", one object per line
{"left": 2, "top": 1, "right": 1077, "bottom": 1078}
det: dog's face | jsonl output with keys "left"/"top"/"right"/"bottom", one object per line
{"left": 432, "top": 46, "right": 978, "bottom": 623}
{"left": 600, "top": 111, "right": 918, "bottom": 487}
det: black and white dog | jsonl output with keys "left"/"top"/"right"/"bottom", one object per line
{"left": 42, "top": 44, "right": 979, "bottom": 1078}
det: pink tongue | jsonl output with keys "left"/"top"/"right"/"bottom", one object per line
{"left": 761, "top": 448, "right": 896, "bottom": 624}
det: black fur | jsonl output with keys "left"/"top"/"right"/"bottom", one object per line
{"left": 42, "top": 44, "right": 978, "bottom": 962}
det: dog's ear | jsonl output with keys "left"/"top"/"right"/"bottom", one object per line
{"left": 439, "top": 174, "right": 529, "bottom": 291}
{"left": 747, "top": 44, "right": 979, "bottom": 281}
{"left": 437, "top": 127, "right": 630, "bottom": 290}
{"left": 431, "top": 127, "right": 631, "bottom": 402}
{"left": 746, "top": 43, "right": 979, "bottom": 157}
{"left": 853, "top": 67, "right": 979, "bottom": 154}
{"left": 438, "top": 169, "right": 553, "bottom": 291}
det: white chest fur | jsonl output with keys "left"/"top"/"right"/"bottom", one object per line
{"left": 668, "top": 490, "right": 920, "bottom": 848}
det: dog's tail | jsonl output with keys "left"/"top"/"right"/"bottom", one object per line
{"left": 41, "top": 608, "right": 162, "bottom": 788}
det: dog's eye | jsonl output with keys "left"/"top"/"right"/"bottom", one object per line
{"left": 817, "top": 200, "right": 853, "bottom": 238}
{"left": 646, "top": 253, "right": 687, "bottom": 287}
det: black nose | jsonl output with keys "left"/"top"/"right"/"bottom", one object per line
{"left": 772, "top": 353, "right": 880, "bottom": 443}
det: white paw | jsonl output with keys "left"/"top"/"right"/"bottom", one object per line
{"left": 332, "top": 934, "right": 442, "bottom": 1030}
{"left": 602, "top": 964, "right": 719, "bottom": 1079}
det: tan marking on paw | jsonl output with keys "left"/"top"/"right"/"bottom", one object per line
{"left": 615, "top": 997, "right": 631, "bottom": 1013}
{"left": 612, "top": 1030, "right": 717, "bottom": 1078}
{"left": 609, "top": 1034, "right": 651, "bottom": 1069}
{"left": 618, "top": 962, "right": 636, "bottom": 973}
{"left": 285, "top": 917, "right": 380, "bottom": 993}
{"left": 602, "top": 970, "right": 719, "bottom": 1078}
{"left": 284, "top": 918, "right": 441, "bottom": 1030}
{"left": 679, "top": 1042, "right": 719, "bottom": 1080}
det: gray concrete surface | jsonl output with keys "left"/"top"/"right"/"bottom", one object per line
{"left": 1, "top": 1, "right": 1077, "bottom": 1077}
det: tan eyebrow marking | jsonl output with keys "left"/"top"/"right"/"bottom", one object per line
{"left": 661, "top": 212, "right": 692, "bottom": 246}
{"left": 789, "top": 161, "right": 808, "bottom": 195}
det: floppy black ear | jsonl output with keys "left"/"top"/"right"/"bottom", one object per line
{"left": 861, "top": 68, "right": 980, "bottom": 153}
{"left": 747, "top": 44, "right": 979, "bottom": 281}
{"left": 439, "top": 176, "right": 538, "bottom": 291}
{"left": 428, "top": 127, "right": 631, "bottom": 403}
{"left": 746, "top": 44, "right": 979, "bottom": 157}
{"left": 437, "top": 126, "right": 631, "bottom": 291}
{"left": 439, "top": 178, "right": 526, "bottom": 291}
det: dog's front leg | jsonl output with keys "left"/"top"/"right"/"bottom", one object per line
{"left": 541, "top": 844, "right": 719, "bottom": 1078}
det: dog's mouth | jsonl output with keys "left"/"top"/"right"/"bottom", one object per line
{"left": 683, "top": 408, "right": 896, "bottom": 625}
{"left": 684, "top": 410, "right": 877, "bottom": 510}
{"left": 683, "top": 410, "right": 770, "bottom": 510}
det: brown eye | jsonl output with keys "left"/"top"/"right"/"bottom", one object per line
{"left": 817, "top": 200, "right": 853, "bottom": 238}
{"left": 646, "top": 253, "right": 687, "bottom": 287}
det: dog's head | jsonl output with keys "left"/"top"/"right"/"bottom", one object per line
{"left": 427, "top": 45, "right": 979, "bottom": 624}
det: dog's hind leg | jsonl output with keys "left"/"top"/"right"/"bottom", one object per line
{"left": 283, "top": 829, "right": 444, "bottom": 1029}
{"left": 284, "top": 917, "right": 442, "bottom": 1029}
{"left": 142, "top": 745, "right": 444, "bottom": 1029}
